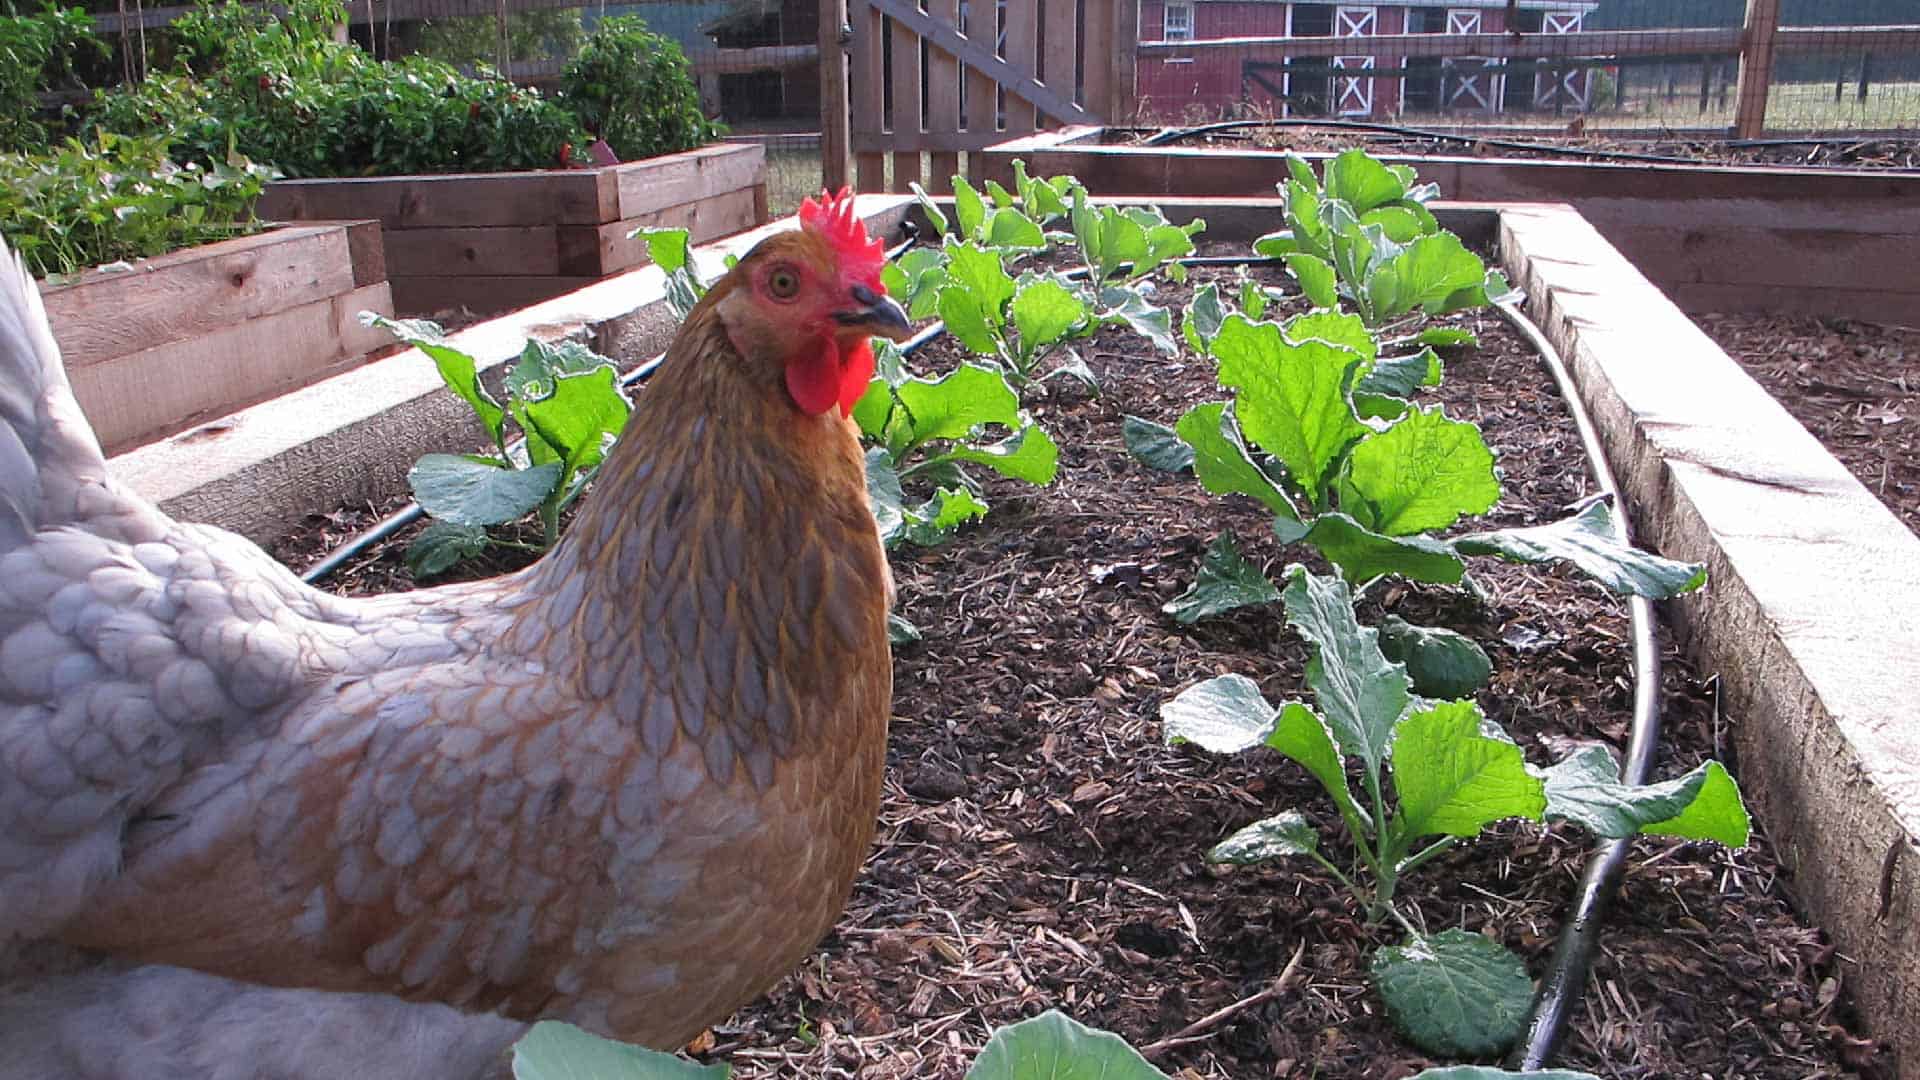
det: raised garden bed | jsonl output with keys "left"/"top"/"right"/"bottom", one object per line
{"left": 42, "top": 219, "right": 392, "bottom": 455}
{"left": 105, "top": 193, "right": 1920, "bottom": 1075}
{"left": 983, "top": 127, "right": 1920, "bottom": 325}
{"left": 255, "top": 142, "right": 768, "bottom": 318}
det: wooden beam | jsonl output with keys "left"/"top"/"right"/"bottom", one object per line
{"left": 1138, "top": 27, "right": 1745, "bottom": 59}
{"left": 869, "top": 0, "right": 1093, "bottom": 125}
{"left": 820, "top": 0, "right": 852, "bottom": 192}
{"left": 1734, "top": 0, "right": 1782, "bottom": 139}
{"left": 924, "top": 0, "right": 961, "bottom": 194}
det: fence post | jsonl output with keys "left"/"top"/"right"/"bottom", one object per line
{"left": 1108, "top": 0, "right": 1139, "bottom": 122}
{"left": 1732, "top": 0, "right": 1780, "bottom": 138}
{"left": 820, "top": 0, "right": 852, "bottom": 192}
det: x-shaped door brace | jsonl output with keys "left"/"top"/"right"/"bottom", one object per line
{"left": 865, "top": 0, "right": 1097, "bottom": 126}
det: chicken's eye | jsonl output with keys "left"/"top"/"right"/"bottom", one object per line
{"left": 767, "top": 266, "right": 801, "bottom": 300}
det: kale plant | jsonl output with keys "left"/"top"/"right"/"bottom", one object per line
{"left": 1163, "top": 566, "right": 1749, "bottom": 1057}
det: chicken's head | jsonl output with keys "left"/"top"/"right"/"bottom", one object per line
{"left": 714, "top": 187, "right": 913, "bottom": 419}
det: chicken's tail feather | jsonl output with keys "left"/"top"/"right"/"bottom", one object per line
{"left": 0, "top": 244, "right": 109, "bottom": 549}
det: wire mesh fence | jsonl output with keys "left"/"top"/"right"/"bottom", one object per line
{"left": 1128, "top": 0, "right": 1920, "bottom": 137}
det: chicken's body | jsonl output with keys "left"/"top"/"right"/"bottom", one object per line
{"left": 0, "top": 191, "right": 906, "bottom": 1075}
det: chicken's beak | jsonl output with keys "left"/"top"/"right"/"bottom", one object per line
{"left": 835, "top": 284, "right": 913, "bottom": 342}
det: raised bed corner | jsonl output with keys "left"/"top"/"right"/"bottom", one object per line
{"left": 255, "top": 142, "right": 769, "bottom": 318}
{"left": 42, "top": 220, "right": 394, "bottom": 456}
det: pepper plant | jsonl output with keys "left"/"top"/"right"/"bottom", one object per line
{"left": 1162, "top": 565, "right": 1749, "bottom": 1057}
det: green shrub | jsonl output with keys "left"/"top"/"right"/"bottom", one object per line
{"left": 559, "top": 15, "right": 721, "bottom": 162}
{"left": 0, "top": 129, "right": 274, "bottom": 279}
{"left": 88, "top": 0, "right": 586, "bottom": 176}
{"left": 0, "top": 2, "right": 104, "bottom": 154}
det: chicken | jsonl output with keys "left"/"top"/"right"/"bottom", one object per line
{"left": 0, "top": 189, "right": 911, "bottom": 1075}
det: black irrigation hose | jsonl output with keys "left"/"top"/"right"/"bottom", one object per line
{"left": 297, "top": 239, "right": 1666, "bottom": 1070}
{"left": 1493, "top": 298, "right": 1665, "bottom": 1070}
{"left": 1143, "top": 117, "right": 1719, "bottom": 166}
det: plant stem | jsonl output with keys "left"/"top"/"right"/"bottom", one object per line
{"left": 1397, "top": 836, "right": 1457, "bottom": 878}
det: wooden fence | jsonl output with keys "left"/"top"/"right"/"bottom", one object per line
{"left": 819, "top": 0, "right": 1136, "bottom": 193}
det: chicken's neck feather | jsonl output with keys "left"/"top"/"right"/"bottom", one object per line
{"left": 502, "top": 310, "right": 889, "bottom": 790}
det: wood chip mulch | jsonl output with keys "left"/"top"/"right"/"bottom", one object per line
{"left": 271, "top": 265, "right": 1892, "bottom": 1079}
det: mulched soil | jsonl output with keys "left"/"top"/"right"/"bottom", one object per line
{"left": 1118, "top": 125, "right": 1920, "bottom": 171}
{"left": 1696, "top": 313, "right": 1920, "bottom": 536}
{"left": 271, "top": 263, "right": 1890, "bottom": 1079}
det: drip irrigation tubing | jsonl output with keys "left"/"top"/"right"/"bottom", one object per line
{"left": 1142, "top": 117, "right": 1727, "bottom": 166}
{"left": 296, "top": 238, "right": 1669, "bottom": 1070}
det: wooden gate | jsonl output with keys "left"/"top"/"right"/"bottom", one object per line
{"left": 820, "top": 0, "right": 1135, "bottom": 194}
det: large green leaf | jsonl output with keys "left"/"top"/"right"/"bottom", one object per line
{"left": 1163, "top": 534, "right": 1281, "bottom": 623}
{"left": 1212, "top": 316, "right": 1369, "bottom": 506}
{"left": 1098, "top": 285, "right": 1177, "bottom": 355}
{"left": 1121, "top": 414, "right": 1194, "bottom": 473}
{"left": 1173, "top": 402, "right": 1302, "bottom": 526}
{"left": 1301, "top": 513, "right": 1467, "bottom": 584}
{"left": 518, "top": 366, "right": 631, "bottom": 480}
{"left": 512, "top": 1021, "right": 728, "bottom": 1080}
{"left": 943, "top": 240, "right": 1016, "bottom": 318}
{"left": 1390, "top": 232, "right": 1494, "bottom": 316}
{"left": 952, "top": 177, "right": 987, "bottom": 239}
{"left": 902, "top": 486, "right": 989, "bottom": 545}
{"left": 1282, "top": 309, "right": 1377, "bottom": 365}
{"left": 1340, "top": 405, "right": 1499, "bottom": 536}
{"left": 948, "top": 423, "right": 1059, "bottom": 484}
{"left": 1454, "top": 499, "right": 1707, "bottom": 598}
{"left": 938, "top": 285, "right": 1002, "bottom": 356}
{"left": 866, "top": 448, "right": 907, "bottom": 546}
{"left": 1010, "top": 275, "right": 1087, "bottom": 356}
{"left": 1377, "top": 616, "right": 1492, "bottom": 700}
{"left": 1267, "top": 701, "right": 1370, "bottom": 836}
{"left": 1391, "top": 699, "right": 1546, "bottom": 842}
{"left": 1371, "top": 930, "right": 1534, "bottom": 1058}
{"left": 967, "top": 1011, "right": 1170, "bottom": 1080}
{"left": 409, "top": 454, "right": 561, "bottom": 527}
{"left": 1281, "top": 566, "right": 1408, "bottom": 775}
{"left": 1640, "top": 761, "right": 1750, "bottom": 846}
{"left": 985, "top": 207, "right": 1047, "bottom": 250}
{"left": 1284, "top": 254, "right": 1338, "bottom": 310}
{"left": 1161, "top": 673, "right": 1276, "bottom": 754}
{"left": 895, "top": 363, "right": 1022, "bottom": 442}
{"left": 366, "top": 313, "right": 505, "bottom": 446}
{"left": 1542, "top": 745, "right": 1748, "bottom": 845}
{"left": 405, "top": 520, "right": 490, "bottom": 578}
{"left": 1323, "top": 147, "right": 1407, "bottom": 213}
{"left": 1209, "top": 810, "right": 1320, "bottom": 864}
{"left": 1357, "top": 347, "right": 1443, "bottom": 401}
{"left": 884, "top": 245, "right": 950, "bottom": 319}
{"left": 1182, "top": 282, "right": 1227, "bottom": 354}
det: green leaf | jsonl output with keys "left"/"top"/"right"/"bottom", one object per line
{"left": 409, "top": 454, "right": 562, "bottom": 527}
{"left": 1541, "top": 745, "right": 1748, "bottom": 844}
{"left": 943, "top": 241, "right": 1016, "bottom": 319}
{"left": 1281, "top": 566, "right": 1408, "bottom": 774}
{"left": 1416, "top": 326, "right": 1478, "bottom": 348}
{"left": 1454, "top": 500, "right": 1707, "bottom": 598}
{"left": 405, "top": 520, "right": 490, "bottom": 578}
{"left": 949, "top": 423, "right": 1060, "bottom": 484}
{"left": 1268, "top": 701, "right": 1371, "bottom": 836}
{"left": 908, "top": 181, "right": 951, "bottom": 238}
{"left": 887, "top": 611, "right": 923, "bottom": 644}
{"left": 1284, "top": 253, "right": 1338, "bottom": 310}
{"left": 1391, "top": 699, "right": 1547, "bottom": 842}
{"left": 1340, "top": 405, "right": 1499, "bottom": 536}
{"left": 1209, "top": 810, "right": 1319, "bottom": 864}
{"left": 366, "top": 314, "right": 505, "bottom": 446}
{"left": 637, "top": 227, "right": 692, "bottom": 274}
{"left": 1324, "top": 147, "right": 1407, "bottom": 213}
{"left": 1371, "top": 931, "right": 1533, "bottom": 1058}
{"left": 937, "top": 285, "right": 1001, "bottom": 356}
{"left": 952, "top": 176, "right": 987, "bottom": 239}
{"left": 1640, "top": 761, "right": 1750, "bottom": 846}
{"left": 1377, "top": 616, "right": 1492, "bottom": 700}
{"left": 966, "top": 1010, "right": 1170, "bottom": 1080}
{"left": 905, "top": 486, "right": 989, "bottom": 545}
{"left": 985, "top": 207, "right": 1047, "bottom": 250}
{"left": 1164, "top": 534, "right": 1281, "bottom": 624}
{"left": 1010, "top": 276, "right": 1088, "bottom": 355}
{"left": 887, "top": 246, "right": 950, "bottom": 319}
{"left": 512, "top": 1020, "right": 729, "bottom": 1080}
{"left": 1182, "top": 282, "right": 1226, "bottom": 354}
{"left": 850, "top": 378, "right": 894, "bottom": 439}
{"left": 1161, "top": 673, "right": 1276, "bottom": 754}
{"left": 1301, "top": 512, "right": 1467, "bottom": 584}
{"left": 865, "top": 448, "right": 907, "bottom": 546}
{"left": 1357, "top": 347, "right": 1444, "bottom": 400}
{"left": 1122, "top": 414, "right": 1194, "bottom": 473}
{"left": 1173, "top": 402, "right": 1301, "bottom": 526}
{"left": 1360, "top": 205, "right": 1425, "bottom": 243}
{"left": 1099, "top": 285, "right": 1177, "bottom": 355}
{"left": 896, "top": 363, "right": 1021, "bottom": 441}
{"left": 518, "top": 366, "right": 630, "bottom": 480}
{"left": 1212, "top": 316, "right": 1370, "bottom": 507}
{"left": 1282, "top": 309, "right": 1377, "bottom": 365}
{"left": 1394, "top": 232, "right": 1495, "bottom": 315}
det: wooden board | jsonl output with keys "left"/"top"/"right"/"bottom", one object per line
{"left": 925, "top": 0, "right": 962, "bottom": 194}
{"left": 389, "top": 276, "right": 605, "bottom": 320}
{"left": 1000, "top": 0, "right": 1038, "bottom": 134}
{"left": 891, "top": 11, "right": 923, "bottom": 192}
{"left": 259, "top": 171, "right": 615, "bottom": 229}
{"left": 578, "top": 188, "right": 768, "bottom": 276}
{"left": 44, "top": 225, "right": 359, "bottom": 369}
{"left": 72, "top": 282, "right": 394, "bottom": 454}
{"left": 610, "top": 144, "right": 766, "bottom": 221}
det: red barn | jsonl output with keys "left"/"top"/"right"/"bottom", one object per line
{"left": 1136, "top": 1, "right": 1600, "bottom": 121}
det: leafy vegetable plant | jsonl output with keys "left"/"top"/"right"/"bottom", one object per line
{"left": 1253, "top": 148, "right": 1513, "bottom": 328}
{"left": 364, "top": 314, "right": 631, "bottom": 576}
{"left": 1161, "top": 565, "right": 1749, "bottom": 1056}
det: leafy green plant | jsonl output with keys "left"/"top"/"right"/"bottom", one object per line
{"left": 415, "top": 9, "right": 583, "bottom": 72}
{"left": 1161, "top": 565, "right": 1749, "bottom": 1056}
{"left": 1138, "top": 303, "right": 1703, "bottom": 603}
{"left": 0, "top": 2, "right": 102, "bottom": 154}
{"left": 559, "top": 15, "right": 722, "bottom": 163}
{"left": 89, "top": 0, "right": 588, "bottom": 177}
{"left": 364, "top": 315, "right": 631, "bottom": 575}
{"left": 1253, "top": 149, "right": 1512, "bottom": 328}
{"left": 0, "top": 129, "right": 275, "bottom": 279}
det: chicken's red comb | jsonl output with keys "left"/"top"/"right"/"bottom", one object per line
{"left": 799, "top": 187, "right": 886, "bottom": 278}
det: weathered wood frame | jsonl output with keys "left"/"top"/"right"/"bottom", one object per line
{"left": 257, "top": 143, "right": 768, "bottom": 317}
{"left": 983, "top": 126, "right": 1920, "bottom": 324}
{"left": 42, "top": 221, "right": 394, "bottom": 455}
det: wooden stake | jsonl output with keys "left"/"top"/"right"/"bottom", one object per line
{"left": 1731, "top": 0, "right": 1780, "bottom": 139}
